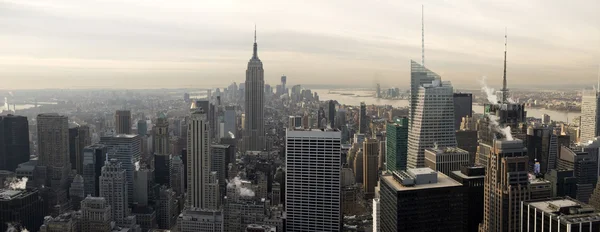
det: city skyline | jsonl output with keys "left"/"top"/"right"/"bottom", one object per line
{"left": 2, "top": 0, "right": 599, "bottom": 90}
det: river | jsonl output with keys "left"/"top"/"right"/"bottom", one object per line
{"left": 316, "top": 89, "right": 581, "bottom": 124}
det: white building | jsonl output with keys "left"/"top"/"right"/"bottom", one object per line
{"left": 99, "top": 159, "right": 137, "bottom": 228}
{"left": 373, "top": 198, "right": 380, "bottom": 232}
{"left": 407, "top": 80, "right": 457, "bottom": 168}
{"left": 187, "top": 103, "right": 212, "bottom": 209}
{"left": 580, "top": 89, "right": 600, "bottom": 144}
{"left": 285, "top": 129, "right": 341, "bottom": 232}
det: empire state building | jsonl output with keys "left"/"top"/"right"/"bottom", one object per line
{"left": 243, "top": 28, "right": 265, "bottom": 151}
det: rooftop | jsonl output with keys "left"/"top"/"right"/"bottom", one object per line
{"left": 382, "top": 171, "right": 462, "bottom": 191}
{"left": 528, "top": 198, "right": 600, "bottom": 224}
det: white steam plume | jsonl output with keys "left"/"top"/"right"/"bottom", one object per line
{"left": 479, "top": 76, "right": 498, "bottom": 104}
{"left": 228, "top": 131, "right": 235, "bottom": 139}
{"left": 227, "top": 176, "right": 255, "bottom": 197}
{"left": 5, "top": 222, "right": 29, "bottom": 232}
{"left": 487, "top": 115, "right": 514, "bottom": 141}
{"left": 5, "top": 177, "right": 28, "bottom": 190}
{"left": 134, "top": 161, "right": 140, "bottom": 171}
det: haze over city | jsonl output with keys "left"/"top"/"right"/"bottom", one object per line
{"left": 1, "top": 0, "right": 599, "bottom": 90}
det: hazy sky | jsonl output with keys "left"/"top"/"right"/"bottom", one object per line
{"left": 1, "top": 0, "right": 599, "bottom": 90}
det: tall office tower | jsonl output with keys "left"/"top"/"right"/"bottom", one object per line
{"left": 69, "top": 174, "right": 85, "bottom": 210}
{"left": 379, "top": 168, "right": 466, "bottom": 232}
{"left": 328, "top": 100, "right": 336, "bottom": 128}
{"left": 211, "top": 144, "right": 230, "bottom": 195}
{"left": 99, "top": 134, "right": 141, "bottom": 204}
{"left": 372, "top": 198, "right": 380, "bottom": 232}
{"left": 317, "top": 107, "right": 326, "bottom": 129}
{"left": 157, "top": 186, "right": 178, "bottom": 229}
{"left": 205, "top": 172, "right": 220, "bottom": 210}
{"left": 529, "top": 178, "right": 552, "bottom": 200}
{"left": 453, "top": 92, "right": 473, "bottom": 130}
{"left": 542, "top": 113, "right": 551, "bottom": 124}
{"left": 178, "top": 209, "right": 223, "bottom": 232}
{"left": 527, "top": 126, "right": 559, "bottom": 175}
{"left": 100, "top": 159, "right": 138, "bottom": 228}
{"left": 424, "top": 147, "right": 469, "bottom": 176}
{"left": 115, "top": 110, "right": 132, "bottom": 134}
{"left": 407, "top": 80, "right": 457, "bottom": 168}
{"left": 281, "top": 75, "right": 287, "bottom": 95}
{"left": 450, "top": 166, "right": 485, "bottom": 232}
{"left": 456, "top": 130, "right": 478, "bottom": 165}
{"left": 0, "top": 189, "right": 45, "bottom": 232}
{"left": 335, "top": 109, "right": 346, "bottom": 129}
{"left": 409, "top": 60, "right": 440, "bottom": 129}
{"left": 154, "top": 154, "right": 170, "bottom": 187}
{"left": 243, "top": 29, "right": 265, "bottom": 152}
{"left": 285, "top": 129, "right": 342, "bottom": 232}
{"left": 80, "top": 196, "right": 112, "bottom": 232}
{"left": 0, "top": 114, "right": 30, "bottom": 172}
{"left": 479, "top": 139, "right": 529, "bottom": 232}
{"left": 224, "top": 106, "right": 237, "bottom": 136}
{"left": 580, "top": 89, "right": 600, "bottom": 143}
{"left": 363, "top": 138, "right": 379, "bottom": 198}
{"left": 153, "top": 116, "right": 169, "bottom": 155}
{"left": 137, "top": 119, "right": 147, "bottom": 136}
{"left": 133, "top": 168, "right": 152, "bottom": 206}
{"left": 378, "top": 140, "right": 386, "bottom": 170}
{"left": 558, "top": 146, "right": 598, "bottom": 203}
{"left": 170, "top": 155, "right": 185, "bottom": 196}
{"left": 82, "top": 144, "right": 107, "bottom": 196}
{"left": 187, "top": 103, "right": 211, "bottom": 209}
{"left": 386, "top": 117, "right": 409, "bottom": 172}
{"left": 359, "top": 102, "right": 368, "bottom": 134}
{"left": 521, "top": 197, "right": 600, "bottom": 231}
{"left": 36, "top": 113, "right": 71, "bottom": 213}
{"left": 69, "top": 125, "right": 91, "bottom": 174}
{"left": 545, "top": 169, "right": 577, "bottom": 198}
{"left": 353, "top": 149, "right": 364, "bottom": 184}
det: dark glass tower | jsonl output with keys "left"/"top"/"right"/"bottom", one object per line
{"left": 386, "top": 117, "right": 408, "bottom": 172}
{"left": 0, "top": 115, "right": 30, "bottom": 172}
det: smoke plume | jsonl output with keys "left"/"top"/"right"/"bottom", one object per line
{"left": 487, "top": 115, "right": 514, "bottom": 141}
{"left": 134, "top": 161, "right": 140, "bottom": 171}
{"left": 5, "top": 177, "right": 27, "bottom": 190}
{"left": 227, "top": 176, "right": 255, "bottom": 197}
{"left": 5, "top": 222, "right": 29, "bottom": 232}
{"left": 479, "top": 76, "right": 498, "bottom": 104}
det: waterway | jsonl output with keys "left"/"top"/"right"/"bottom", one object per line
{"left": 315, "top": 89, "right": 581, "bottom": 123}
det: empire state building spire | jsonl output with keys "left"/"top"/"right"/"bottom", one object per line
{"left": 244, "top": 25, "right": 265, "bottom": 152}
{"left": 253, "top": 24, "right": 258, "bottom": 59}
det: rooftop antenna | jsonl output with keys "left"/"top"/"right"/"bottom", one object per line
{"left": 597, "top": 64, "right": 599, "bottom": 93}
{"left": 502, "top": 28, "right": 508, "bottom": 104}
{"left": 252, "top": 24, "right": 258, "bottom": 59}
{"left": 421, "top": 4, "right": 425, "bottom": 67}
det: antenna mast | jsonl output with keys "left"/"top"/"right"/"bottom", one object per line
{"left": 421, "top": 5, "right": 425, "bottom": 67}
{"left": 502, "top": 28, "right": 508, "bottom": 104}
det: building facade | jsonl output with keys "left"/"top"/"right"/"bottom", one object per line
{"left": 0, "top": 114, "right": 30, "bottom": 172}
{"left": 243, "top": 30, "right": 265, "bottom": 151}
{"left": 424, "top": 147, "right": 469, "bottom": 176}
{"left": 580, "top": 89, "right": 600, "bottom": 143}
{"left": 115, "top": 110, "right": 132, "bottom": 134}
{"left": 386, "top": 117, "right": 408, "bottom": 172}
{"left": 187, "top": 104, "right": 212, "bottom": 209}
{"left": 99, "top": 134, "right": 142, "bottom": 204}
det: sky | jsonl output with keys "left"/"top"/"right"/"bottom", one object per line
{"left": 0, "top": 0, "right": 599, "bottom": 90}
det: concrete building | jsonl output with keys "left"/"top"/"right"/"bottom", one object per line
{"left": 455, "top": 130, "right": 478, "bottom": 165}
{"left": 407, "top": 80, "right": 457, "bottom": 168}
{"left": 328, "top": 100, "right": 336, "bottom": 128}
{"left": 69, "top": 174, "right": 85, "bottom": 210}
{"left": 424, "top": 147, "right": 469, "bottom": 176}
{"left": 223, "top": 197, "right": 267, "bottom": 232}
{"left": 362, "top": 138, "right": 379, "bottom": 198}
{"left": 115, "top": 110, "right": 132, "bottom": 134}
{"left": 39, "top": 213, "right": 78, "bottom": 232}
{"left": 285, "top": 129, "right": 341, "bottom": 232}
{"left": 580, "top": 89, "right": 600, "bottom": 143}
{"left": 80, "top": 196, "right": 112, "bottom": 232}
{"left": 386, "top": 117, "right": 408, "bottom": 172}
{"left": 527, "top": 126, "right": 559, "bottom": 175}
{"left": 177, "top": 209, "right": 223, "bottom": 232}
{"left": 245, "top": 224, "right": 276, "bottom": 232}
{"left": 157, "top": 186, "right": 177, "bottom": 229}
{"left": 359, "top": 102, "right": 368, "bottom": 134}
{"left": 372, "top": 198, "right": 380, "bottom": 232}
{"left": 100, "top": 159, "right": 135, "bottom": 226}
{"left": 521, "top": 197, "right": 600, "bottom": 231}
{"left": 0, "top": 114, "right": 30, "bottom": 172}
{"left": 211, "top": 144, "right": 230, "bottom": 195}
{"left": 379, "top": 168, "right": 465, "bottom": 232}
{"left": 68, "top": 125, "right": 91, "bottom": 175}
{"left": 479, "top": 139, "right": 530, "bottom": 232}
{"left": 545, "top": 169, "right": 577, "bottom": 198}
{"left": 36, "top": 113, "right": 71, "bottom": 214}
{"left": 0, "top": 189, "right": 45, "bottom": 232}
{"left": 169, "top": 155, "right": 185, "bottom": 196}
{"left": 224, "top": 106, "right": 237, "bottom": 137}
{"left": 83, "top": 144, "right": 107, "bottom": 197}
{"left": 100, "top": 134, "right": 142, "bottom": 204}
{"left": 153, "top": 116, "right": 169, "bottom": 156}
{"left": 243, "top": 29, "right": 265, "bottom": 152}
{"left": 187, "top": 103, "right": 212, "bottom": 209}
{"left": 530, "top": 178, "right": 553, "bottom": 200}
{"left": 453, "top": 92, "right": 473, "bottom": 130}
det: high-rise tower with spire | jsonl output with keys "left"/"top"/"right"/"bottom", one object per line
{"left": 243, "top": 26, "right": 265, "bottom": 151}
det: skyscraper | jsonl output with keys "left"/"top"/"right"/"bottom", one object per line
{"left": 359, "top": 102, "right": 368, "bottom": 134}
{"left": 187, "top": 103, "right": 211, "bottom": 209}
{"left": 224, "top": 106, "right": 237, "bottom": 136}
{"left": 170, "top": 155, "right": 185, "bottom": 196}
{"left": 82, "top": 144, "right": 107, "bottom": 197}
{"left": 153, "top": 116, "right": 169, "bottom": 155}
{"left": 409, "top": 60, "right": 440, "bottom": 129}
{"left": 0, "top": 189, "right": 45, "bottom": 232}
{"left": 527, "top": 126, "right": 559, "bottom": 175}
{"left": 115, "top": 110, "right": 132, "bottom": 134}
{"left": 580, "top": 89, "right": 600, "bottom": 144}
{"left": 424, "top": 147, "right": 470, "bottom": 176}
{"left": 328, "top": 100, "right": 336, "bottom": 128}
{"left": 407, "top": 80, "right": 457, "bottom": 168}
{"left": 99, "top": 134, "right": 141, "bottom": 204}
{"left": 558, "top": 146, "right": 598, "bottom": 203}
{"left": 479, "top": 139, "right": 529, "bottom": 232}
{"left": 521, "top": 197, "right": 600, "bottom": 231}
{"left": 36, "top": 113, "right": 71, "bottom": 213}
{"left": 100, "top": 159, "right": 129, "bottom": 225}
{"left": 386, "top": 117, "right": 409, "bottom": 172}
{"left": 285, "top": 129, "right": 341, "bottom": 232}
{"left": 69, "top": 125, "right": 91, "bottom": 175}
{"left": 379, "top": 168, "right": 466, "bottom": 232}
{"left": 69, "top": 174, "right": 85, "bottom": 210}
{"left": 137, "top": 119, "right": 148, "bottom": 136}
{"left": 0, "top": 114, "right": 30, "bottom": 172}
{"left": 363, "top": 138, "right": 379, "bottom": 198}
{"left": 243, "top": 28, "right": 265, "bottom": 151}
{"left": 453, "top": 92, "right": 472, "bottom": 130}
{"left": 449, "top": 166, "right": 485, "bottom": 232}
